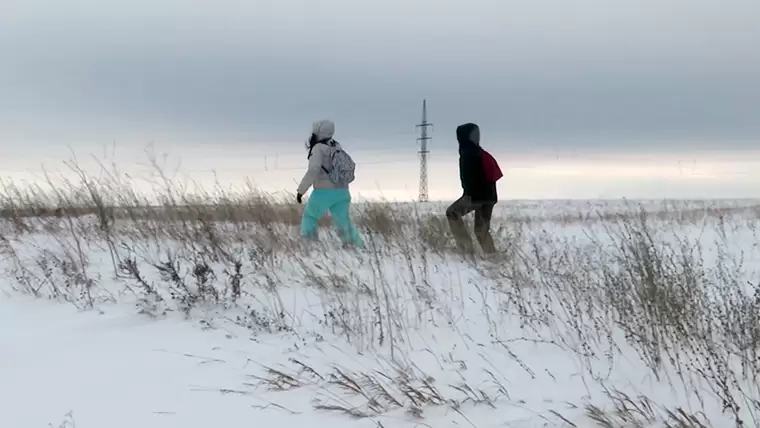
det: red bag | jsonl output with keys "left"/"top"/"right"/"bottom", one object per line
{"left": 481, "top": 149, "right": 503, "bottom": 183}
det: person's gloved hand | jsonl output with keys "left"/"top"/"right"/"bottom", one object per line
{"left": 296, "top": 193, "right": 303, "bottom": 204}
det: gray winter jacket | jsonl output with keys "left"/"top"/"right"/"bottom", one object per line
{"left": 297, "top": 120, "right": 348, "bottom": 195}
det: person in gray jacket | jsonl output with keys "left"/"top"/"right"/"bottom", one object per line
{"left": 296, "top": 119, "right": 364, "bottom": 248}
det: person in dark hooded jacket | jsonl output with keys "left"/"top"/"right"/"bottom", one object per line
{"left": 445, "top": 122, "right": 497, "bottom": 253}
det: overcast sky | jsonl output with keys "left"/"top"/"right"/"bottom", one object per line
{"left": 1, "top": 0, "right": 759, "bottom": 199}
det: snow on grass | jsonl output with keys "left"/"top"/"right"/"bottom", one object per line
{"left": 2, "top": 171, "right": 760, "bottom": 428}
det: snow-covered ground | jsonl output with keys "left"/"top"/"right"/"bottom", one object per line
{"left": 3, "top": 198, "right": 760, "bottom": 428}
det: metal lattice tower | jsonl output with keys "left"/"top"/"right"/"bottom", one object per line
{"left": 416, "top": 99, "right": 433, "bottom": 202}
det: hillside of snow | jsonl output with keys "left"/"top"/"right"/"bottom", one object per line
{"left": 3, "top": 192, "right": 760, "bottom": 428}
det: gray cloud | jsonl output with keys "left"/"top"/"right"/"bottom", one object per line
{"left": 2, "top": 0, "right": 759, "bottom": 151}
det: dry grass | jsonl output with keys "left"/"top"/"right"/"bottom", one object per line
{"left": 585, "top": 388, "right": 713, "bottom": 428}
{"left": 3, "top": 158, "right": 760, "bottom": 427}
{"left": 249, "top": 358, "right": 504, "bottom": 420}
{"left": 47, "top": 412, "right": 76, "bottom": 428}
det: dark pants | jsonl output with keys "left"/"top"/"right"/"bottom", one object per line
{"left": 445, "top": 196, "right": 496, "bottom": 253}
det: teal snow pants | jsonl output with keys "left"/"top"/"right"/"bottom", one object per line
{"left": 300, "top": 188, "right": 364, "bottom": 248}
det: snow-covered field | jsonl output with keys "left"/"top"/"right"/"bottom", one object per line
{"left": 3, "top": 195, "right": 760, "bottom": 428}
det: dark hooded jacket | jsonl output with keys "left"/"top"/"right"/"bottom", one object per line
{"left": 457, "top": 123, "right": 498, "bottom": 203}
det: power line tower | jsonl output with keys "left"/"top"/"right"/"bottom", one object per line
{"left": 416, "top": 99, "right": 433, "bottom": 202}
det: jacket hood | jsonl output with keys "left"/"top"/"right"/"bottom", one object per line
{"left": 456, "top": 123, "right": 480, "bottom": 147}
{"left": 312, "top": 119, "right": 335, "bottom": 141}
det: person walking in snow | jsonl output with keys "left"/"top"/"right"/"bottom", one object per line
{"left": 296, "top": 119, "right": 364, "bottom": 248}
{"left": 445, "top": 122, "right": 502, "bottom": 254}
